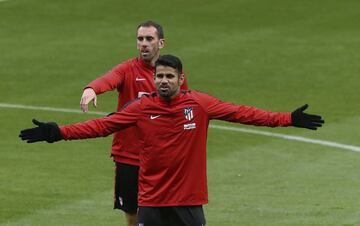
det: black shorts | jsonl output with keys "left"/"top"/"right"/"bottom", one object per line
{"left": 114, "top": 162, "right": 139, "bottom": 214}
{"left": 138, "top": 206, "right": 206, "bottom": 226}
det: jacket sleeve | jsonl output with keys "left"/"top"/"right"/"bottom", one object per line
{"left": 195, "top": 92, "right": 292, "bottom": 127}
{"left": 85, "top": 63, "right": 127, "bottom": 94}
{"left": 60, "top": 100, "right": 141, "bottom": 140}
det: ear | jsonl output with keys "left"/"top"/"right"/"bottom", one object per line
{"left": 158, "top": 39, "right": 165, "bottom": 49}
{"left": 178, "top": 73, "right": 184, "bottom": 86}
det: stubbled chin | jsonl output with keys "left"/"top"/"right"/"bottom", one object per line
{"left": 159, "top": 89, "right": 170, "bottom": 96}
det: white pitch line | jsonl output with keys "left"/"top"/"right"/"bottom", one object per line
{"left": 209, "top": 125, "right": 360, "bottom": 153}
{"left": 2, "top": 102, "right": 360, "bottom": 153}
{"left": 0, "top": 103, "right": 108, "bottom": 116}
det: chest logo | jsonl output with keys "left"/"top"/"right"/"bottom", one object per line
{"left": 136, "top": 76, "right": 146, "bottom": 81}
{"left": 150, "top": 115, "right": 161, "bottom": 120}
{"left": 184, "top": 107, "right": 194, "bottom": 121}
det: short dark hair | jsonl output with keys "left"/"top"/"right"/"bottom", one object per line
{"left": 137, "top": 21, "right": 164, "bottom": 39}
{"left": 155, "top": 54, "right": 183, "bottom": 75}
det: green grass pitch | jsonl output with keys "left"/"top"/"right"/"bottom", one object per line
{"left": 1, "top": 0, "right": 360, "bottom": 225}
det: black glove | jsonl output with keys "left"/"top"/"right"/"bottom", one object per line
{"left": 19, "top": 119, "right": 62, "bottom": 143}
{"left": 291, "top": 104, "right": 324, "bottom": 130}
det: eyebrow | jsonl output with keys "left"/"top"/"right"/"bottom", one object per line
{"left": 138, "top": 35, "right": 155, "bottom": 38}
{"left": 155, "top": 73, "right": 176, "bottom": 77}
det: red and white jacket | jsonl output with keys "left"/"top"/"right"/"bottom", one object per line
{"left": 61, "top": 91, "right": 292, "bottom": 206}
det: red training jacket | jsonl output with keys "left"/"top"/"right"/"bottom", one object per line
{"left": 86, "top": 57, "right": 188, "bottom": 165}
{"left": 61, "top": 90, "right": 292, "bottom": 207}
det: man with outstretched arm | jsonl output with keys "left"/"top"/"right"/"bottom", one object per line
{"left": 20, "top": 54, "right": 324, "bottom": 226}
{"left": 79, "top": 21, "right": 188, "bottom": 226}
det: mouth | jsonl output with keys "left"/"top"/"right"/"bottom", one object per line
{"left": 160, "top": 86, "right": 169, "bottom": 91}
{"left": 140, "top": 49, "right": 150, "bottom": 57}
{"left": 159, "top": 86, "right": 170, "bottom": 93}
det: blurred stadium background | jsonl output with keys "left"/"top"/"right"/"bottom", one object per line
{"left": 1, "top": 0, "right": 360, "bottom": 225}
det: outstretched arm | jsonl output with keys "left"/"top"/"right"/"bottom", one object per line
{"left": 19, "top": 116, "right": 128, "bottom": 143}
{"left": 195, "top": 92, "right": 324, "bottom": 130}
{"left": 20, "top": 100, "right": 141, "bottom": 143}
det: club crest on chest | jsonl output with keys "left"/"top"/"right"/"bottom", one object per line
{"left": 184, "top": 107, "right": 193, "bottom": 121}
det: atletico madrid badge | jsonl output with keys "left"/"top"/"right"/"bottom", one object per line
{"left": 184, "top": 107, "right": 194, "bottom": 121}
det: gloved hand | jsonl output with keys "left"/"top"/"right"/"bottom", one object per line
{"left": 291, "top": 104, "right": 324, "bottom": 130}
{"left": 19, "top": 119, "right": 62, "bottom": 143}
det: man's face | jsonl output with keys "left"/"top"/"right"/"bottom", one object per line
{"left": 137, "top": 26, "right": 164, "bottom": 63}
{"left": 154, "top": 65, "right": 184, "bottom": 100}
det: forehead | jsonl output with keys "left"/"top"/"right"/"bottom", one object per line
{"left": 137, "top": 26, "right": 158, "bottom": 37}
{"left": 155, "top": 65, "right": 178, "bottom": 75}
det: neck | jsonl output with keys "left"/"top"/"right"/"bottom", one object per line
{"left": 151, "top": 52, "right": 161, "bottom": 66}
{"left": 143, "top": 52, "right": 160, "bottom": 67}
{"left": 159, "top": 89, "right": 180, "bottom": 102}
{"left": 160, "top": 96, "right": 172, "bottom": 102}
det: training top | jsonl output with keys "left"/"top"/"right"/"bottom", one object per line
{"left": 86, "top": 57, "right": 188, "bottom": 165}
{"left": 60, "top": 90, "right": 292, "bottom": 206}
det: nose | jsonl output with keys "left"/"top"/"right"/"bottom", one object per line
{"left": 160, "top": 77, "right": 169, "bottom": 84}
{"left": 140, "top": 39, "right": 149, "bottom": 47}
